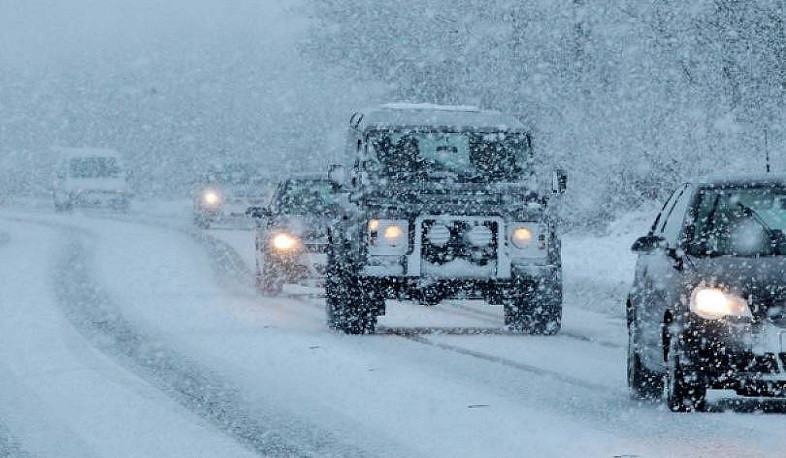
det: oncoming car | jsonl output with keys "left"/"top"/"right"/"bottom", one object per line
{"left": 628, "top": 175, "right": 786, "bottom": 411}
{"left": 52, "top": 148, "right": 131, "bottom": 212}
{"left": 248, "top": 176, "right": 341, "bottom": 294}
{"left": 193, "top": 162, "right": 270, "bottom": 228}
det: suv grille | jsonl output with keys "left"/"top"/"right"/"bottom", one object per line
{"left": 421, "top": 219, "right": 498, "bottom": 267}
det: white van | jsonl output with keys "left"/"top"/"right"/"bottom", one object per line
{"left": 52, "top": 148, "right": 131, "bottom": 211}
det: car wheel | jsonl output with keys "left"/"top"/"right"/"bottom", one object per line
{"left": 503, "top": 295, "right": 561, "bottom": 335}
{"left": 256, "top": 256, "right": 283, "bottom": 295}
{"left": 194, "top": 214, "right": 210, "bottom": 229}
{"left": 666, "top": 335, "right": 706, "bottom": 412}
{"left": 627, "top": 326, "right": 664, "bottom": 400}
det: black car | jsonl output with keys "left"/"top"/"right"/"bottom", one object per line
{"left": 248, "top": 176, "right": 341, "bottom": 294}
{"left": 628, "top": 175, "right": 786, "bottom": 411}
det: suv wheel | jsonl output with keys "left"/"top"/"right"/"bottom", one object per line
{"left": 503, "top": 295, "right": 561, "bottom": 335}
{"left": 627, "top": 326, "right": 663, "bottom": 400}
{"left": 325, "top": 250, "right": 378, "bottom": 334}
{"left": 666, "top": 336, "right": 706, "bottom": 412}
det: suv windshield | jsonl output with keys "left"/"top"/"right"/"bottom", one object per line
{"left": 688, "top": 185, "right": 786, "bottom": 256}
{"left": 368, "top": 131, "right": 529, "bottom": 182}
{"left": 277, "top": 180, "right": 336, "bottom": 214}
{"left": 69, "top": 157, "right": 121, "bottom": 179}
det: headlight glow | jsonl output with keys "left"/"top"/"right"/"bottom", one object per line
{"left": 511, "top": 226, "right": 534, "bottom": 248}
{"left": 271, "top": 233, "right": 298, "bottom": 251}
{"left": 690, "top": 287, "right": 751, "bottom": 320}
{"left": 368, "top": 219, "right": 409, "bottom": 255}
{"left": 202, "top": 190, "right": 220, "bottom": 205}
{"left": 383, "top": 224, "right": 404, "bottom": 241}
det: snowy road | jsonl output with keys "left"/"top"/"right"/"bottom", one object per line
{"left": 2, "top": 204, "right": 786, "bottom": 457}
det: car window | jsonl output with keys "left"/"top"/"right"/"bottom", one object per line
{"left": 661, "top": 184, "right": 692, "bottom": 245}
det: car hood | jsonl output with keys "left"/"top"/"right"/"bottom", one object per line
{"left": 272, "top": 214, "right": 331, "bottom": 240}
{"left": 690, "top": 256, "right": 786, "bottom": 322}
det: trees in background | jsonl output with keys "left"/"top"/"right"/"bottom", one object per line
{"left": 304, "top": 0, "right": 786, "bottom": 225}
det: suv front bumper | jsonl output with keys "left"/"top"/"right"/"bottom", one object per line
{"left": 360, "top": 265, "right": 561, "bottom": 304}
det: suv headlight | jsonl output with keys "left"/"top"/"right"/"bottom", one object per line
{"left": 690, "top": 287, "right": 751, "bottom": 320}
{"left": 509, "top": 222, "right": 547, "bottom": 254}
{"left": 368, "top": 219, "right": 408, "bottom": 255}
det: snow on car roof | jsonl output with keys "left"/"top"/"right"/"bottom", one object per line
{"left": 353, "top": 103, "right": 527, "bottom": 132}
{"left": 54, "top": 147, "right": 122, "bottom": 159}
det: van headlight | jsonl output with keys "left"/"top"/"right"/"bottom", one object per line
{"left": 368, "top": 219, "right": 408, "bottom": 255}
{"left": 690, "top": 287, "right": 751, "bottom": 320}
{"left": 201, "top": 189, "right": 221, "bottom": 206}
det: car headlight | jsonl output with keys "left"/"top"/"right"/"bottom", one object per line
{"left": 271, "top": 233, "right": 298, "bottom": 251}
{"left": 509, "top": 223, "right": 547, "bottom": 251}
{"left": 202, "top": 190, "right": 221, "bottom": 205}
{"left": 368, "top": 219, "right": 408, "bottom": 255}
{"left": 690, "top": 287, "right": 751, "bottom": 320}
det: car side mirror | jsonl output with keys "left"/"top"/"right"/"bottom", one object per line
{"left": 246, "top": 206, "right": 272, "bottom": 219}
{"left": 328, "top": 164, "right": 348, "bottom": 188}
{"left": 631, "top": 234, "right": 666, "bottom": 253}
{"left": 552, "top": 169, "right": 567, "bottom": 195}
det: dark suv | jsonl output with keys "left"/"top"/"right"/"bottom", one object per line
{"left": 628, "top": 175, "right": 786, "bottom": 411}
{"left": 326, "top": 103, "right": 566, "bottom": 334}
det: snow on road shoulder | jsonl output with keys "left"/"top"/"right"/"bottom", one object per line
{"left": 562, "top": 208, "right": 656, "bottom": 319}
{"left": 0, "top": 215, "right": 259, "bottom": 458}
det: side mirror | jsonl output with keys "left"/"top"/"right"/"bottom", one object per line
{"left": 631, "top": 234, "right": 666, "bottom": 253}
{"left": 246, "top": 206, "right": 272, "bottom": 219}
{"left": 552, "top": 169, "right": 567, "bottom": 195}
{"left": 328, "top": 164, "right": 348, "bottom": 188}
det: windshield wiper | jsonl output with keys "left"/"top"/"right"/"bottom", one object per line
{"left": 737, "top": 202, "right": 786, "bottom": 255}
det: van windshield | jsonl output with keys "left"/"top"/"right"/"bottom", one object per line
{"left": 70, "top": 157, "right": 121, "bottom": 179}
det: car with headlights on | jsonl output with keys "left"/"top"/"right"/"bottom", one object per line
{"left": 52, "top": 148, "right": 131, "bottom": 212}
{"left": 193, "top": 162, "right": 270, "bottom": 228}
{"left": 247, "top": 176, "right": 342, "bottom": 294}
{"left": 628, "top": 175, "right": 786, "bottom": 411}
{"left": 325, "top": 103, "right": 566, "bottom": 334}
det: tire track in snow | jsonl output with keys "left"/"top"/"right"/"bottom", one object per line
{"left": 0, "top": 229, "right": 28, "bottom": 458}
{"left": 396, "top": 334, "right": 613, "bottom": 394}
{"left": 0, "top": 424, "right": 29, "bottom": 458}
{"left": 5, "top": 215, "right": 367, "bottom": 458}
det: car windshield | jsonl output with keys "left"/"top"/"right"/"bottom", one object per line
{"left": 277, "top": 180, "right": 336, "bottom": 214}
{"left": 368, "top": 131, "right": 529, "bottom": 182}
{"left": 69, "top": 157, "right": 121, "bottom": 179}
{"left": 688, "top": 185, "right": 786, "bottom": 256}
{"left": 208, "top": 163, "right": 264, "bottom": 185}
